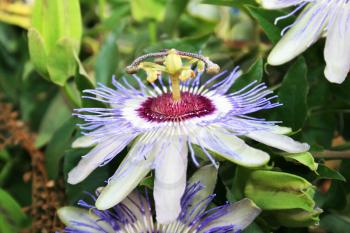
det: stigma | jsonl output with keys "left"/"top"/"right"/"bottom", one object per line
{"left": 126, "top": 49, "right": 220, "bottom": 101}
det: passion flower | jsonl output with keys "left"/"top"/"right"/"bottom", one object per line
{"left": 67, "top": 49, "right": 309, "bottom": 223}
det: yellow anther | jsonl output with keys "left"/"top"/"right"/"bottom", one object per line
{"left": 197, "top": 61, "right": 205, "bottom": 73}
{"left": 125, "top": 49, "right": 220, "bottom": 101}
{"left": 179, "top": 69, "right": 195, "bottom": 82}
{"left": 207, "top": 64, "right": 220, "bottom": 74}
{"left": 146, "top": 69, "right": 160, "bottom": 83}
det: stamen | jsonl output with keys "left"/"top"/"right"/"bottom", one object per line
{"left": 125, "top": 49, "right": 220, "bottom": 101}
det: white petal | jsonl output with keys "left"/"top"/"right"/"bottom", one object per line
{"left": 324, "top": 5, "right": 350, "bottom": 84}
{"left": 247, "top": 130, "right": 310, "bottom": 153}
{"left": 67, "top": 134, "right": 135, "bottom": 184}
{"left": 260, "top": 0, "right": 304, "bottom": 9}
{"left": 268, "top": 4, "right": 330, "bottom": 65}
{"left": 193, "top": 127, "right": 270, "bottom": 167}
{"left": 154, "top": 138, "right": 188, "bottom": 224}
{"left": 95, "top": 138, "right": 156, "bottom": 210}
{"left": 247, "top": 124, "right": 292, "bottom": 134}
{"left": 269, "top": 125, "right": 292, "bottom": 134}
{"left": 57, "top": 207, "right": 114, "bottom": 232}
{"left": 199, "top": 198, "right": 261, "bottom": 232}
{"left": 71, "top": 135, "right": 96, "bottom": 148}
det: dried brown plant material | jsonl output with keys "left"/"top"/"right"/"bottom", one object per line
{"left": 0, "top": 103, "right": 64, "bottom": 232}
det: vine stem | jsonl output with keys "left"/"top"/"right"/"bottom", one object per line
{"left": 314, "top": 150, "right": 350, "bottom": 160}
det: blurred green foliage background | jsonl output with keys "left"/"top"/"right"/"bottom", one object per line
{"left": 0, "top": 0, "right": 350, "bottom": 232}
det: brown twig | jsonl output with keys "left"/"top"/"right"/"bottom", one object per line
{"left": 313, "top": 150, "right": 350, "bottom": 160}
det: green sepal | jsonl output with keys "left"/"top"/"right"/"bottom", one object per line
{"left": 281, "top": 152, "right": 318, "bottom": 172}
{"left": 265, "top": 208, "right": 322, "bottom": 228}
{"left": 244, "top": 170, "right": 316, "bottom": 211}
{"left": 47, "top": 38, "right": 78, "bottom": 86}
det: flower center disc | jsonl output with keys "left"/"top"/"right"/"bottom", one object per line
{"left": 137, "top": 92, "right": 216, "bottom": 122}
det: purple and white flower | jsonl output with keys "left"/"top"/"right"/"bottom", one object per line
{"left": 67, "top": 50, "right": 309, "bottom": 224}
{"left": 260, "top": 0, "right": 350, "bottom": 83}
{"left": 59, "top": 165, "right": 262, "bottom": 233}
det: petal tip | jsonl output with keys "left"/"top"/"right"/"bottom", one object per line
{"left": 71, "top": 135, "right": 96, "bottom": 148}
{"left": 324, "top": 67, "right": 347, "bottom": 84}
{"left": 267, "top": 52, "right": 288, "bottom": 66}
{"left": 301, "top": 143, "right": 311, "bottom": 152}
{"left": 95, "top": 196, "right": 114, "bottom": 210}
{"left": 67, "top": 170, "right": 82, "bottom": 185}
{"left": 290, "top": 142, "right": 311, "bottom": 153}
{"left": 95, "top": 184, "right": 129, "bottom": 210}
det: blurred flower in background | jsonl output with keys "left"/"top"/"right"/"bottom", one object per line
{"left": 260, "top": 0, "right": 350, "bottom": 83}
{"left": 59, "top": 165, "right": 261, "bottom": 233}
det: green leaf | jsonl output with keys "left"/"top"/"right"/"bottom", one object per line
{"left": 242, "top": 223, "right": 264, "bottom": 233}
{"left": 75, "top": 72, "right": 106, "bottom": 108}
{"left": 307, "top": 67, "right": 330, "bottom": 108}
{"left": 202, "top": 0, "right": 256, "bottom": 7}
{"left": 45, "top": 118, "right": 76, "bottom": 179}
{"left": 75, "top": 73, "right": 95, "bottom": 92}
{"left": 339, "top": 160, "right": 350, "bottom": 192}
{"left": 230, "top": 58, "right": 263, "bottom": 92}
{"left": 63, "top": 82, "right": 81, "bottom": 107}
{"left": 130, "top": 0, "right": 166, "bottom": 22}
{"left": 95, "top": 31, "right": 119, "bottom": 84}
{"left": 245, "top": 170, "right": 316, "bottom": 211}
{"left": 316, "top": 164, "right": 346, "bottom": 182}
{"left": 315, "top": 181, "right": 347, "bottom": 210}
{"left": 331, "top": 74, "right": 350, "bottom": 103}
{"left": 74, "top": 49, "right": 103, "bottom": 107}
{"left": 0, "top": 216, "right": 13, "bottom": 233}
{"left": 161, "top": 0, "right": 189, "bottom": 36}
{"left": 320, "top": 214, "right": 350, "bottom": 233}
{"left": 35, "top": 93, "right": 71, "bottom": 147}
{"left": 246, "top": 6, "right": 295, "bottom": 44}
{"left": 276, "top": 57, "right": 309, "bottom": 130}
{"left": 139, "top": 175, "right": 154, "bottom": 189}
{"left": 47, "top": 38, "right": 77, "bottom": 86}
{"left": 232, "top": 166, "right": 253, "bottom": 200}
{"left": 302, "top": 112, "right": 336, "bottom": 149}
{"left": 144, "top": 34, "right": 211, "bottom": 53}
{"left": 282, "top": 152, "right": 318, "bottom": 171}
{"left": 27, "top": 28, "right": 49, "bottom": 77}
{"left": 0, "top": 188, "right": 29, "bottom": 232}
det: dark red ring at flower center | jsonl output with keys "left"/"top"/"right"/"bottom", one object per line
{"left": 137, "top": 92, "right": 216, "bottom": 122}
